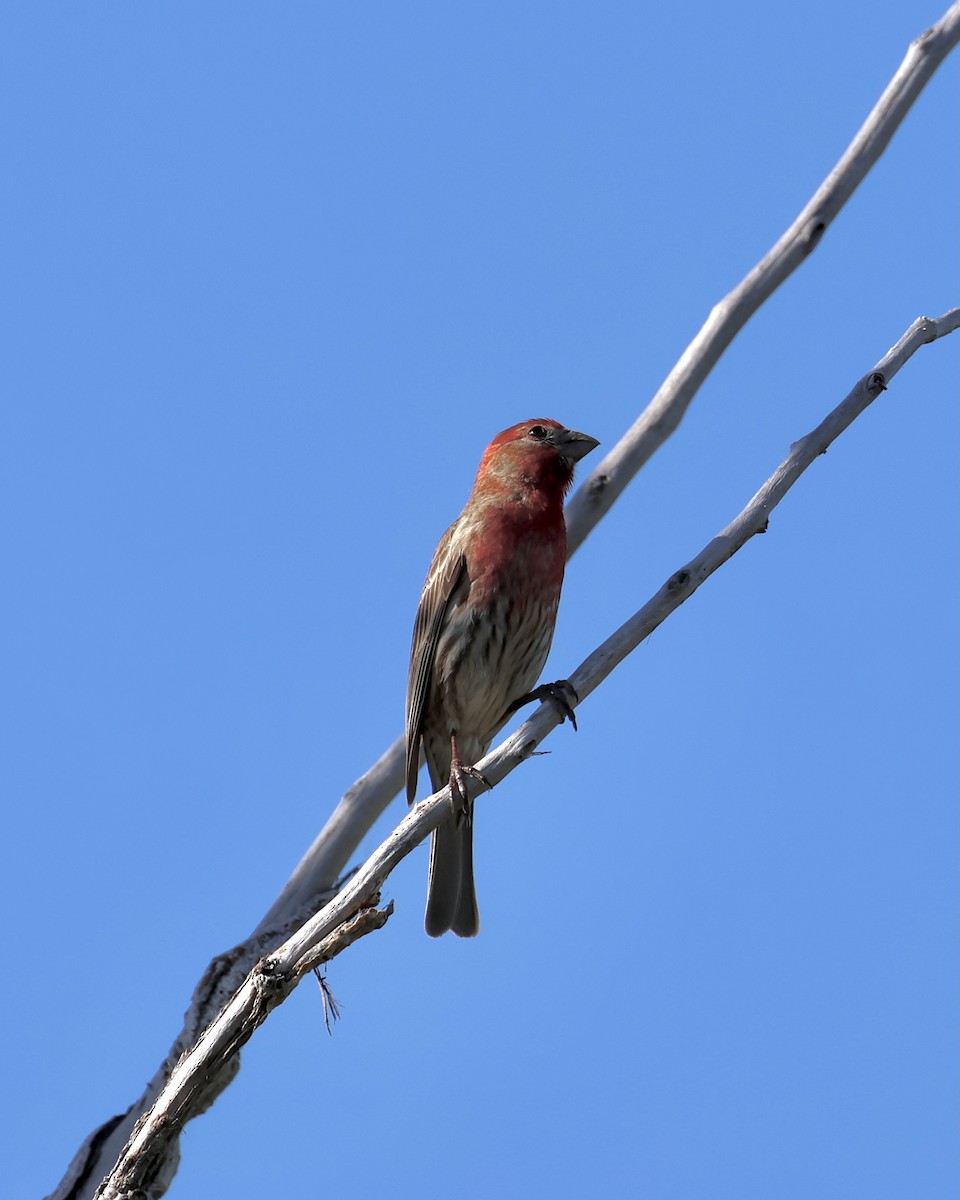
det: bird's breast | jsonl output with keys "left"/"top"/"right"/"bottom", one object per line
{"left": 429, "top": 564, "right": 562, "bottom": 749}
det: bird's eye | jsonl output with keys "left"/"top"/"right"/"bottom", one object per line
{"left": 528, "top": 425, "right": 548, "bottom": 441}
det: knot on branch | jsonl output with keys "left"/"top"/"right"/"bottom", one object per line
{"left": 517, "top": 738, "right": 539, "bottom": 762}
{"left": 802, "top": 217, "right": 826, "bottom": 251}
{"left": 587, "top": 472, "right": 609, "bottom": 498}
{"left": 666, "top": 568, "right": 691, "bottom": 594}
{"left": 255, "top": 956, "right": 292, "bottom": 1009}
{"left": 867, "top": 371, "right": 887, "bottom": 394}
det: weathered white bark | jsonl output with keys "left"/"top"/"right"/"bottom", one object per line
{"left": 49, "top": 4, "right": 960, "bottom": 1197}
{"left": 566, "top": 311, "right": 960, "bottom": 704}
{"left": 91, "top": 306, "right": 959, "bottom": 1200}
{"left": 563, "top": 4, "right": 960, "bottom": 554}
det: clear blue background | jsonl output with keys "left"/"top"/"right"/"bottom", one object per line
{"left": 3, "top": 4, "right": 956, "bottom": 1198}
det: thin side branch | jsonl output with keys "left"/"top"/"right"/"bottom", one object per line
{"left": 90, "top": 308, "right": 959, "bottom": 1200}
{"left": 93, "top": 904, "right": 392, "bottom": 1200}
{"left": 567, "top": 310, "right": 960, "bottom": 703}
{"left": 564, "top": 3, "right": 960, "bottom": 553}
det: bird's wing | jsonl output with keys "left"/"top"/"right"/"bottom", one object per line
{"left": 405, "top": 525, "right": 468, "bottom": 804}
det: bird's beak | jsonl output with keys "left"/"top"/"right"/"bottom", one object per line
{"left": 552, "top": 427, "right": 600, "bottom": 463}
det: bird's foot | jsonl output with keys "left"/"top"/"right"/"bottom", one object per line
{"left": 503, "top": 679, "right": 579, "bottom": 731}
{"left": 448, "top": 736, "right": 491, "bottom": 826}
{"left": 449, "top": 764, "right": 490, "bottom": 827}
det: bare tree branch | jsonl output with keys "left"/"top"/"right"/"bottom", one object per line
{"left": 260, "top": 1, "right": 960, "bottom": 935}
{"left": 90, "top": 307, "right": 959, "bottom": 1200}
{"left": 564, "top": 4, "right": 960, "bottom": 553}
{"left": 567, "top": 310, "right": 960, "bottom": 704}
{"left": 49, "top": 6, "right": 960, "bottom": 1197}
{"left": 93, "top": 904, "right": 392, "bottom": 1200}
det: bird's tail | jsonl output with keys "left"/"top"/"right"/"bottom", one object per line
{"left": 425, "top": 815, "right": 479, "bottom": 938}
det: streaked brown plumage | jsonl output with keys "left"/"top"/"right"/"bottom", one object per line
{"left": 405, "top": 419, "right": 598, "bottom": 936}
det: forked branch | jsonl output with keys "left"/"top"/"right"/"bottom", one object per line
{"left": 51, "top": 4, "right": 960, "bottom": 1196}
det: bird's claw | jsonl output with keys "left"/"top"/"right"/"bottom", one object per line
{"left": 449, "top": 763, "right": 491, "bottom": 827}
{"left": 503, "top": 679, "right": 579, "bottom": 731}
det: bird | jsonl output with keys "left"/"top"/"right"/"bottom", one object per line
{"left": 405, "top": 419, "right": 599, "bottom": 937}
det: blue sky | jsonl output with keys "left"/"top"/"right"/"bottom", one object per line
{"left": 3, "top": 4, "right": 957, "bottom": 1199}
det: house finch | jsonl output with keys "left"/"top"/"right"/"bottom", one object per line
{"left": 405, "top": 419, "right": 599, "bottom": 937}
